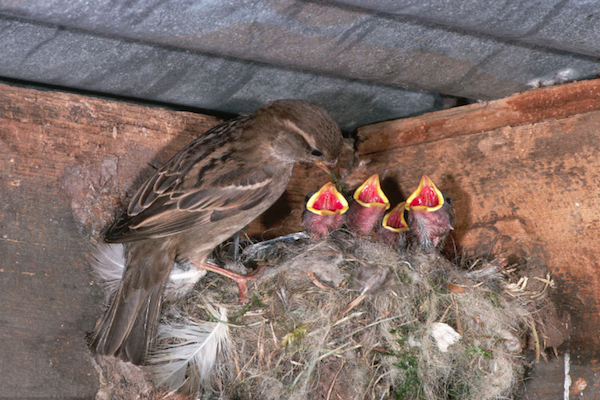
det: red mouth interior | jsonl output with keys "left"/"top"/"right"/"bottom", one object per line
{"left": 358, "top": 184, "right": 385, "bottom": 204}
{"left": 410, "top": 186, "right": 440, "bottom": 207}
{"left": 313, "top": 191, "right": 345, "bottom": 211}
{"left": 386, "top": 210, "right": 407, "bottom": 229}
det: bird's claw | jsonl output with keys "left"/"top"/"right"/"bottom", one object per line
{"left": 191, "top": 261, "right": 267, "bottom": 304}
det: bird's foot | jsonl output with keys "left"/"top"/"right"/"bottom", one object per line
{"left": 191, "top": 261, "right": 266, "bottom": 304}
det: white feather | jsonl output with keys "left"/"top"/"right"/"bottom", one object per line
{"left": 148, "top": 304, "right": 231, "bottom": 392}
{"left": 165, "top": 261, "right": 207, "bottom": 299}
{"left": 430, "top": 322, "right": 461, "bottom": 353}
{"left": 90, "top": 243, "right": 127, "bottom": 295}
{"left": 90, "top": 243, "right": 206, "bottom": 298}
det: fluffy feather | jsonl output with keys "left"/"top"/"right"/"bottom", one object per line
{"left": 90, "top": 243, "right": 206, "bottom": 299}
{"left": 148, "top": 303, "right": 231, "bottom": 393}
{"left": 241, "top": 232, "right": 309, "bottom": 262}
{"left": 90, "top": 242, "right": 128, "bottom": 297}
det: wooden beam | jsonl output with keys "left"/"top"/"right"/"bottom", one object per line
{"left": 357, "top": 79, "right": 600, "bottom": 155}
{"left": 0, "top": 83, "right": 224, "bottom": 396}
{"left": 347, "top": 79, "right": 600, "bottom": 357}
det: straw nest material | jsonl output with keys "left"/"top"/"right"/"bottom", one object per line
{"left": 97, "top": 229, "right": 569, "bottom": 400}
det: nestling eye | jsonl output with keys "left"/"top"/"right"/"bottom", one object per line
{"left": 310, "top": 148, "right": 323, "bottom": 157}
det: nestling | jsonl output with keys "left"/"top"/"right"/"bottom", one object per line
{"left": 345, "top": 174, "right": 390, "bottom": 236}
{"left": 89, "top": 99, "right": 343, "bottom": 364}
{"left": 302, "top": 182, "right": 349, "bottom": 241}
{"left": 405, "top": 175, "right": 455, "bottom": 249}
{"left": 375, "top": 201, "right": 409, "bottom": 248}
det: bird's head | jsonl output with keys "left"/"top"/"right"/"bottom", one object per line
{"left": 353, "top": 174, "right": 390, "bottom": 210}
{"left": 405, "top": 175, "right": 445, "bottom": 212}
{"left": 405, "top": 175, "right": 455, "bottom": 248}
{"left": 303, "top": 182, "right": 348, "bottom": 240}
{"left": 382, "top": 202, "right": 409, "bottom": 233}
{"left": 257, "top": 99, "right": 343, "bottom": 168}
{"left": 306, "top": 182, "right": 349, "bottom": 216}
{"left": 345, "top": 174, "right": 390, "bottom": 236}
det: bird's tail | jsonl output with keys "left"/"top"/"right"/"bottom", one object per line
{"left": 89, "top": 241, "right": 174, "bottom": 364}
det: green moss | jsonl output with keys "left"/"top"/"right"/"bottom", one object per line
{"left": 466, "top": 347, "right": 493, "bottom": 359}
{"left": 281, "top": 324, "right": 308, "bottom": 349}
{"left": 392, "top": 352, "right": 423, "bottom": 400}
{"left": 447, "top": 379, "right": 470, "bottom": 399}
{"left": 485, "top": 291, "right": 503, "bottom": 308}
{"left": 230, "top": 295, "right": 266, "bottom": 322}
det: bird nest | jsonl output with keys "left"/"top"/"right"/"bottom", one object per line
{"left": 96, "top": 230, "right": 569, "bottom": 400}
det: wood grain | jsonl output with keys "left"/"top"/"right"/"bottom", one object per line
{"left": 357, "top": 79, "right": 600, "bottom": 156}
{"left": 0, "top": 83, "right": 224, "bottom": 396}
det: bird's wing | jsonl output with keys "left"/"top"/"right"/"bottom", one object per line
{"left": 106, "top": 162, "right": 274, "bottom": 242}
{"left": 105, "top": 118, "right": 276, "bottom": 242}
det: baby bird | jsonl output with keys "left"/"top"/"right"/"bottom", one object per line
{"left": 405, "top": 175, "right": 455, "bottom": 249}
{"left": 375, "top": 201, "right": 410, "bottom": 248}
{"left": 345, "top": 174, "right": 390, "bottom": 236}
{"left": 302, "top": 182, "right": 349, "bottom": 241}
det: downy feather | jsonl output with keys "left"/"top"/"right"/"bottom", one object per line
{"left": 147, "top": 303, "right": 231, "bottom": 392}
{"left": 90, "top": 243, "right": 206, "bottom": 299}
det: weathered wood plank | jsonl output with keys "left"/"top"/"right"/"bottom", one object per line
{"left": 524, "top": 354, "right": 600, "bottom": 399}
{"left": 357, "top": 79, "right": 600, "bottom": 155}
{"left": 348, "top": 79, "right": 600, "bottom": 359}
{"left": 0, "top": 83, "right": 221, "bottom": 396}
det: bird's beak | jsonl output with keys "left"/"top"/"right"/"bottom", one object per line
{"left": 316, "top": 160, "right": 344, "bottom": 191}
{"left": 405, "top": 175, "right": 444, "bottom": 212}
{"left": 382, "top": 202, "right": 410, "bottom": 232}
{"left": 353, "top": 174, "right": 390, "bottom": 209}
{"left": 315, "top": 160, "right": 337, "bottom": 174}
{"left": 306, "top": 182, "right": 349, "bottom": 216}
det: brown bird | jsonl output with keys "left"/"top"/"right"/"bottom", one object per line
{"left": 89, "top": 99, "right": 343, "bottom": 364}
{"left": 405, "top": 175, "right": 455, "bottom": 249}
{"left": 345, "top": 174, "right": 390, "bottom": 236}
{"left": 302, "top": 182, "right": 349, "bottom": 240}
{"left": 375, "top": 201, "right": 410, "bottom": 247}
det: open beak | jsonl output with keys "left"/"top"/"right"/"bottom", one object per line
{"left": 353, "top": 174, "right": 390, "bottom": 209}
{"left": 306, "top": 182, "right": 349, "bottom": 216}
{"left": 405, "top": 175, "right": 444, "bottom": 212}
{"left": 382, "top": 202, "right": 410, "bottom": 232}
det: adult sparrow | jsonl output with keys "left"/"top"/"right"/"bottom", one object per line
{"left": 375, "top": 201, "right": 409, "bottom": 247}
{"left": 345, "top": 174, "right": 390, "bottom": 236}
{"left": 90, "top": 99, "right": 343, "bottom": 364}
{"left": 405, "top": 175, "right": 455, "bottom": 249}
{"left": 302, "top": 182, "right": 348, "bottom": 240}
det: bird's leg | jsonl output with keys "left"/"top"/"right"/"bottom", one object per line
{"left": 190, "top": 261, "right": 266, "bottom": 304}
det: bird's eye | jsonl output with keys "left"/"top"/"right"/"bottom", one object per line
{"left": 444, "top": 195, "right": 453, "bottom": 205}
{"left": 310, "top": 148, "right": 323, "bottom": 157}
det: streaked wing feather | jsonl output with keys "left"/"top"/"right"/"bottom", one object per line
{"left": 126, "top": 117, "right": 248, "bottom": 217}
{"left": 107, "top": 167, "right": 274, "bottom": 242}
